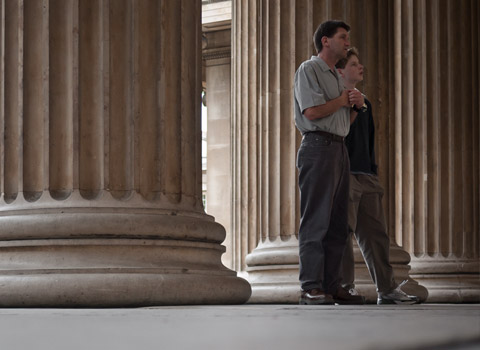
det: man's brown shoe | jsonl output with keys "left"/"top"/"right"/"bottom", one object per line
{"left": 299, "top": 289, "right": 335, "bottom": 305}
{"left": 332, "top": 287, "right": 366, "bottom": 305}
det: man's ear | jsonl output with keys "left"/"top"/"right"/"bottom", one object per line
{"left": 321, "top": 36, "right": 329, "bottom": 48}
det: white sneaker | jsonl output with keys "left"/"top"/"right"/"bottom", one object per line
{"left": 377, "top": 280, "right": 420, "bottom": 305}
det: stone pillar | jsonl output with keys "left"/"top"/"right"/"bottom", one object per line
{"left": 392, "top": 0, "right": 479, "bottom": 302}
{"left": 203, "top": 25, "right": 234, "bottom": 268}
{"left": 233, "top": 0, "right": 426, "bottom": 303}
{"left": 0, "top": 0, "right": 250, "bottom": 307}
{"left": 233, "top": 0, "right": 300, "bottom": 302}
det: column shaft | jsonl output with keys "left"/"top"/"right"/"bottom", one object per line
{"left": 402, "top": 0, "right": 480, "bottom": 302}
{"left": 202, "top": 21, "right": 233, "bottom": 268}
{"left": 0, "top": 0, "right": 250, "bottom": 307}
{"left": 235, "top": 0, "right": 427, "bottom": 303}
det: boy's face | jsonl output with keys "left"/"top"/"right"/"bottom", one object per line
{"left": 340, "top": 55, "right": 364, "bottom": 84}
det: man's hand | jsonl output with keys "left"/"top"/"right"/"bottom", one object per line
{"left": 340, "top": 89, "right": 351, "bottom": 107}
{"left": 303, "top": 89, "right": 352, "bottom": 120}
{"left": 348, "top": 89, "right": 364, "bottom": 109}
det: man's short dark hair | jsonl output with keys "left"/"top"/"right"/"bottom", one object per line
{"left": 335, "top": 47, "right": 359, "bottom": 69}
{"left": 313, "top": 20, "right": 350, "bottom": 53}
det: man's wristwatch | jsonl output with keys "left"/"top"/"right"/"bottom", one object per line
{"left": 352, "top": 103, "right": 367, "bottom": 113}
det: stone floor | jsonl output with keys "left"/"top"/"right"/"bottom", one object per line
{"left": 0, "top": 304, "right": 479, "bottom": 350}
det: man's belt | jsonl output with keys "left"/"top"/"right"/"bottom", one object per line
{"left": 304, "top": 130, "right": 344, "bottom": 142}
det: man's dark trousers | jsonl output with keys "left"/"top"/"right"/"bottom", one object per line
{"left": 297, "top": 132, "right": 350, "bottom": 294}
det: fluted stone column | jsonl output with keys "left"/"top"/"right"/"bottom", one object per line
{"left": 203, "top": 24, "right": 233, "bottom": 268}
{"left": 0, "top": 0, "right": 250, "bottom": 307}
{"left": 392, "top": 0, "right": 479, "bottom": 302}
{"left": 234, "top": 0, "right": 301, "bottom": 302}
{"left": 233, "top": 0, "right": 426, "bottom": 303}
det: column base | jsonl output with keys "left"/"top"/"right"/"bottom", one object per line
{"left": 245, "top": 236, "right": 300, "bottom": 303}
{"left": 0, "top": 193, "right": 251, "bottom": 306}
{"left": 409, "top": 256, "right": 480, "bottom": 303}
{"left": 0, "top": 273, "right": 249, "bottom": 307}
{"left": 348, "top": 242, "right": 428, "bottom": 303}
{"left": 0, "top": 238, "right": 251, "bottom": 307}
{"left": 245, "top": 236, "right": 428, "bottom": 303}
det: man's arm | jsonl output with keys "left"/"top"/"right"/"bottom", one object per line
{"left": 348, "top": 89, "right": 364, "bottom": 124}
{"left": 303, "top": 89, "right": 350, "bottom": 121}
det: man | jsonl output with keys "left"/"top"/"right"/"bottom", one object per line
{"left": 294, "top": 20, "right": 365, "bottom": 305}
{"left": 335, "top": 48, "right": 419, "bottom": 305}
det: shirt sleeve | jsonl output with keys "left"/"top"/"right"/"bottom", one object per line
{"left": 294, "top": 64, "right": 326, "bottom": 114}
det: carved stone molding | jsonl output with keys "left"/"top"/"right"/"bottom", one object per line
{"left": 0, "top": 0, "right": 250, "bottom": 307}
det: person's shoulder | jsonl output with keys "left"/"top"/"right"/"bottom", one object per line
{"left": 297, "top": 58, "right": 316, "bottom": 71}
{"left": 295, "top": 59, "right": 318, "bottom": 81}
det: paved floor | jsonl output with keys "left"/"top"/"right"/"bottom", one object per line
{"left": 0, "top": 304, "right": 479, "bottom": 350}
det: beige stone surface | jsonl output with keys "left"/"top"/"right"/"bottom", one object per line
{"left": 0, "top": 0, "right": 250, "bottom": 307}
{"left": 231, "top": 0, "right": 429, "bottom": 303}
{"left": 229, "top": 0, "right": 478, "bottom": 303}
{"left": 245, "top": 236, "right": 428, "bottom": 303}
{"left": 204, "top": 32, "right": 233, "bottom": 269}
{"left": 202, "top": 0, "right": 231, "bottom": 32}
{"left": 0, "top": 305, "right": 479, "bottom": 350}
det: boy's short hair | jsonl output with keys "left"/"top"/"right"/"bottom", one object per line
{"left": 335, "top": 47, "right": 359, "bottom": 69}
{"left": 313, "top": 20, "right": 350, "bottom": 53}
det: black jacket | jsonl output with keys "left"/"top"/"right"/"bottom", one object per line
{"left": 345, "top": 98, "right": 378, "bottom": 175}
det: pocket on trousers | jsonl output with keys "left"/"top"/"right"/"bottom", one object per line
{"left": 297, "top": 138, "right": 332, "bottom": 163}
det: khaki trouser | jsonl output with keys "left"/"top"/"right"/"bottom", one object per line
{"left": 341, "top": 173, "right": 396, "bottom": 294}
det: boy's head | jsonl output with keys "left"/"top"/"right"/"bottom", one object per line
{"left": 336, "top": 47, "right": 364, "bottom": 84}
{"left": 335, "top": 47, "right": 359, "bottom": 70}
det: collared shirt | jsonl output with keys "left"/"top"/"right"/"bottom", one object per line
{"left": 293, "top": 55, "right": 350, "bottom": 137}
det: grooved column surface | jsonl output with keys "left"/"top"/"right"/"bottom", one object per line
{"left": 233, "top": 0, "right": 453, "bottom": 303}
{"left": 1, "top": 0, "right": 204, "bottom": 206}
{"left": 233, "top": 0, "right": 298, "bottom": 274}
{"left": 393, "top": 0, "right": 479, "bottom": 302}
{"left": 0, "top": 0, "right": 251, "bottom": 307}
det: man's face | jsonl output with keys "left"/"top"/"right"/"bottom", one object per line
{"left": 324, "top": 28, "right": 350, "bottom": 59}
{"left": 341, "top": 55, "right": 364, "bottom": 84}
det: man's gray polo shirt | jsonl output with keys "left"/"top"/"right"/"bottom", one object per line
{"left": 294, "top": 55, "right": 350, "bottom": 137}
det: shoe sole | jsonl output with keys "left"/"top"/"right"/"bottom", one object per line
{"left": 334, "top": 298, "right": 366, "bottom": 305}
{"left": 299, "top": 298, "right": 335, "bottom": 305}
{"left": 377, "top": 299, "right": 418, "bottom": 305}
